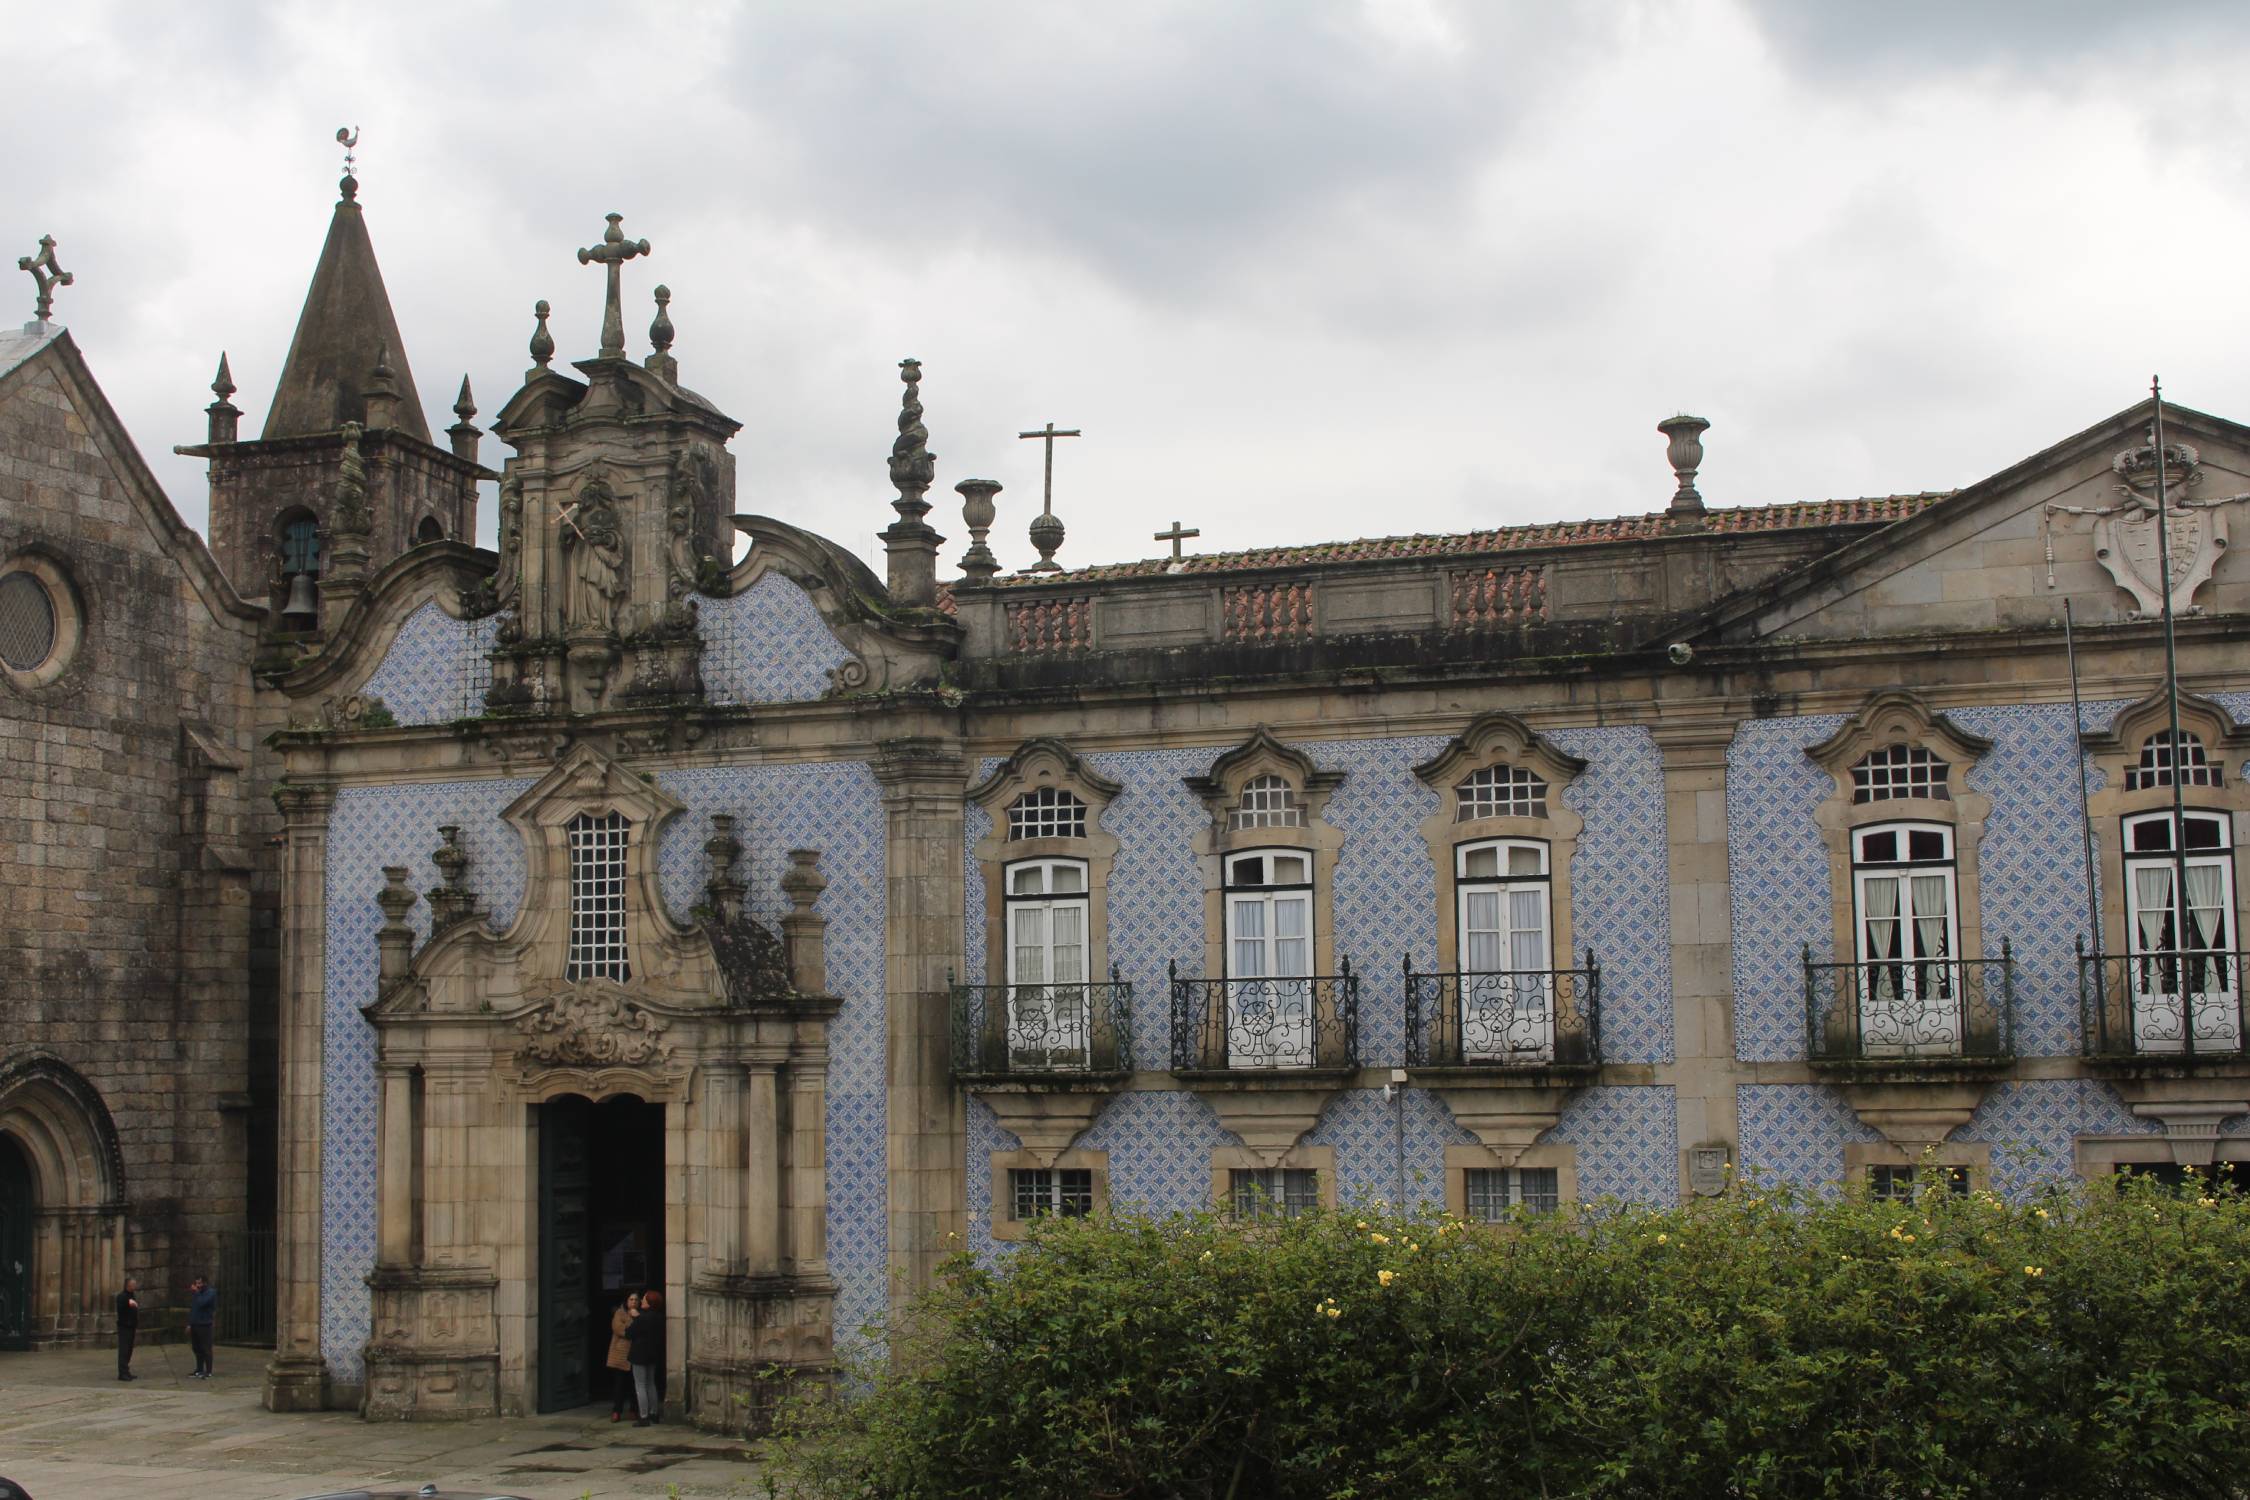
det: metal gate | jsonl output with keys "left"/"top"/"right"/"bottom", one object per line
{"left": 215, "top": 1229, "right": 276, "bottom": 1346}
{"left": 0, "top": 1136, "right": 32, "bottom": 1351}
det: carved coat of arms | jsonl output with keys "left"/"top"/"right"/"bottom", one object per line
{"left": 2052, "top": 438, "right": 2247, "bottom": 617}
{"left": 516, "top": 983, "right": 673, "bottom": 1068}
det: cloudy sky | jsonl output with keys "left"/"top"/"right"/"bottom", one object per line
{"left": 8, "top": 0, "right": 2249, "bottom": 570}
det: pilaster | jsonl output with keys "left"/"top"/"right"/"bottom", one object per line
{"left": 1653, "top": 721, "right": 1740, "bottom": 1197}
{"left": 872, "top": 736, "right": 966, "bottom": 1315}
{"left": 265, "top": 782, "right": 335, "bottom": 1411}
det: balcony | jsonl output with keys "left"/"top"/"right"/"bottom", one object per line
{"left": 1168, "top": 963, "right": 1360, "bottom": 1075}
{"left": 949, "top": 973, "right": 1134, "bottom": 1083}
{"left": 1803, "top": 946, "right": 2015, "bottom": 1072}
{"left": 2078, "top": 946, "right": 2249, "bottom": 1066}
{"left": 1403, "top": 957, "right": 1601, "bottom": 1075}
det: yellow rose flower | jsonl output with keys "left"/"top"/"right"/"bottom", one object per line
{"left": 1655, "top": 1233, "right": 1669, "bottom": 1245}
{"left": 2024, "top": 1265, "right": 2044, "bottom": 1278}
{"left": 1370, "top": 1233, "right": 1390, "bottom": 1246}
{"left": 1377, "top": 1269, "right": 1396, "bottom": 1287}
{"left": 1325, "top": 1305, "right": 1343, "bottom": 1319}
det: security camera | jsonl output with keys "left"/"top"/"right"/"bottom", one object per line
{"left": 1667, "top": 642, "right": 1695, "bottom": 666}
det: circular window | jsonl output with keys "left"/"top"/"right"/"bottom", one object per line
{"left": 0, "top": 571, "right": 55, "bottom": 672}
{"left": 0, "top": 556, "right": 81, "bottom": 688}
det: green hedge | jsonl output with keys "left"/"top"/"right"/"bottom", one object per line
{"left": 763, "top": 1174, "right": 2250, "bottom": 1500}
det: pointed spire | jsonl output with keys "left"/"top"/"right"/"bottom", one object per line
{"left": 645, "top": 284, "right": 677, "bottom": 383}
{"left": 205, "top": 352, "right": 241, "bottom": 445}
{"left": 528, "top": 299, "right": 554, "bottom": 372}
{"left": 447, "top": 376, "right": 481, "bottom": 465}
{"left": 263, "top": 178, "right": 431, "bottom": 442}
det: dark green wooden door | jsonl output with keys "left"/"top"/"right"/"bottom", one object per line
{"left": 536, "top": 1098, "right": 593, "bottom": 1411}
{"left": 0, "top": 1136, "right": 33, "bottom": 1351}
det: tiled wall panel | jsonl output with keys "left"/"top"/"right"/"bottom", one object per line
{"left": 702, "top": 573, "right": 857, "bottom": 705}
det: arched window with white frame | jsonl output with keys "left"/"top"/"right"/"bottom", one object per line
{"left": 1004, "top": 858, "right": 1091, "bottom": 1067}
{"left": 2122, "top": 810, "right": 2240, "bottom": 1052}
{"left": 1223, "top": 849, "right": 1315, "bottom": 1067}
{"left": 1229, "top": 775, "right": 1303, "bottom": 830}
{"left": 1851, "top": 822, "right": 1960, "bottom": 1056}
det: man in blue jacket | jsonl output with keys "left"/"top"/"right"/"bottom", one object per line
{"left": 186, "top": 1275, "right": 217, "bottom": 1379}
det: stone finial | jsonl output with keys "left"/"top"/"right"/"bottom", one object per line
{"left": 17, "top": 234, "right": 73, "bottom": 328}
{"left": 333, "top": 422, "right": 371, "bottom": 538}
{"left": 577, "top": 212, "right": 651, "bottom": 360}
{"left": 447, "top": 376, "right": 480, "bottom": 465}
{"left": 704, "top": 813, "right": 746, "bottom": 915}
{"left": 780, "top": 848, "right": 829, "bottom": 996}
{"left": 1027, "top": 508, "right": 1066, "bottom": 573}
{"left": 425, "top": 825, "right": 479, "bottom": 933}
{"left": 645, "top": 284, "right": 678, "bottom": 382}
{"left": 881, "top": 359, "right": 943, "bottom": 607}
{"left": 956, "top": 478, "right": 1003, "bottom": 582}
{"left": 206, "top": 352, "right": 241, "bottom": 445}
{"left": 363, "top": 344, "right": 402, "bottom": 432}
{"left": 1659, "top": 414, "right": 1710, "bottom": 517}
{"left": 528, "top": 299, "right": 555, "bottom": 371}
{"left": 376, "top": 865, "right": 418, "bottom": 984}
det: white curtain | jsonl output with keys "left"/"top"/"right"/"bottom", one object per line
{"left": 2134, "top": 867, "right": 2174, "bottom": 955}
{"left": 1013, "top": 906, "right": 1047, "bottom": 986}
{"left": 2185, "top": 864, "right": 2226, "bottom": 951}
{"left": 1052, "top": 904, "right": 1085, "bottom": 983}
{"left": 1910, "top": 875, "right": 1950, "bottom": 961}
{"left": 1509, "top": 888, "right": 1548, "bottom": 972}
{"left": 1464, "top": 890, "right": 1502, "bottom": 973}
{"left": 1232, "top": 898, "right": 1267, "bottom": 977}
{"left": 1274, "top": 894, "right": 1310, "bottom": 977}
{"left": 1863, "top": 876, "right": 1901, "bottom": 959}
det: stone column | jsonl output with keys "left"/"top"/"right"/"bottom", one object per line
{"left": 702, "top": 1062, "right": 747, "bottom": 1277}
{"left": 375, "top": 1065, "right": 417, "bottom": 1265}
{"left": 1653, "top": 722, "right": 1740, "bottom": 1197}
{"left": 743, "top": 1056, "right": 783, "bottom": 1276}
{"left": 787, "top": 1023, "right": 832, "bottom": 1279}
{"left": 266, "top": 783, "right": 335, "bottom": 1411}
{"left": 872, "top": 738, "right": 966, "bottom": 1313}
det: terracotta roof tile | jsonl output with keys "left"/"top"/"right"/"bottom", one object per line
{"left": 969, "top": 491, "right": 1951, "bottom": 590}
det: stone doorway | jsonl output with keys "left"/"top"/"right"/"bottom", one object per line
{"left": 536, "top": 1094, "right": 664, "bottom": 1413}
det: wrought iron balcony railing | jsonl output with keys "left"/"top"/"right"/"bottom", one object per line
{"left": 1404, "top": 956, "right": 1600, "bottom": 1069}
{"left": 949, "top": 971, "right": 1134, "bottom": 1079}
{"left": 1804, "top": 944, "right": 2014, "bottom": 1064}
{"left": 2077, "top": 942, "right": 2248, "bottom": 1060}
{"left": 1169, "top": 960, "right": 1359, "bottom": 1073}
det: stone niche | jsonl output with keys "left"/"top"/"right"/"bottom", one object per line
{"left": 357, "top": 745, "right": 840, "bottom": 1430}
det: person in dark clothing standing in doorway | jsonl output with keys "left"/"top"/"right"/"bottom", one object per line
{"left": 186, "top": 1275, "right": 217, "bottom": 1379}
{"left": 115, "top": 1277, "right": 140, "bottom": 1380}
{"left": 627, "top": 1288, "right": 664, "bottom": 1426}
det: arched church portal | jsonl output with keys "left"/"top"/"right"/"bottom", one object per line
{"left": 0, "top": 1058, "right": 126, "bottom": 1348}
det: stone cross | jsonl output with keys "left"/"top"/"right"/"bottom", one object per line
{"left": 577, "top": 213, "right": 651, "bottom": 359}
{"left": 1155, "top": 520, "right": 1200, "bottom": 559}
{"left": 1017, "top": 421, "right": 1081, "bottom": 517}
{"left": 17, "top": 235, "right": 72, "bottom": 326}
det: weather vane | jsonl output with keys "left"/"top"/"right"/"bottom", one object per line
{"left": 336, "top": 126, "right": 359, "bottom": 179}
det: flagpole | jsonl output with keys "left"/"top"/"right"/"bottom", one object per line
{"left": 2149, "top": 377, "right": 2199, "bottom": 1056}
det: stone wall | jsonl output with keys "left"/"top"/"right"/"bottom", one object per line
{"left": 0, "top": 348, "right": 261, "bottom": 1332}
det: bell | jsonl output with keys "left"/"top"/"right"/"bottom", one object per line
{"left": 280, "top": 570, "right": 319, "bottom": 630}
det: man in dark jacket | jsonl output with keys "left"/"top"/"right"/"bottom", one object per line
{"left": 626, "top": 1288, "right": 664, "bottom": 1426}
{"left": 115, "top": 1277, "right": 139, "bottom": 1380}
{"left": 186, "top": 1275, "right": 217, "bottom": 1379}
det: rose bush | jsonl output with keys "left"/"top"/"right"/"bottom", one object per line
{"left": 762, "top": 1173, "right": 2250, "bottom": 1499}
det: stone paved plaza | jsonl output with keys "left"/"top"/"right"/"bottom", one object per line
{"left": 0, "top": 1347, "right": 765, "bottom": 1499}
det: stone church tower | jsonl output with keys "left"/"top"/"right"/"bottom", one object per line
{"left": 180, "top": 171, "right": 492, "bottom": 633}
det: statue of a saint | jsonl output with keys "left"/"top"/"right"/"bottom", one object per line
{"left": 564, "top": 477, "right": 629, "bottom": 634}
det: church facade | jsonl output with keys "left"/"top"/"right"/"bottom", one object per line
{"left": 4, "top": 173, "right": 2250, "bottom": 1429}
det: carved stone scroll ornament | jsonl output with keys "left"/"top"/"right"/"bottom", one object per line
{"left": 515, "top": 984, "right": 674, "bottom": 1068}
